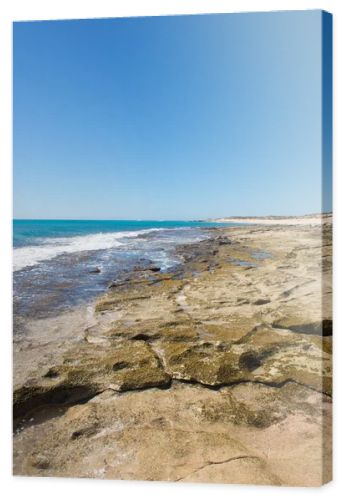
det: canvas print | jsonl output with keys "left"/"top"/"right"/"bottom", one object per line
{"left": 13, "top": 11, "right": 332, "bottom": 486}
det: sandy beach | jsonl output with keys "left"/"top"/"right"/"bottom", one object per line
{"left": 13, "top": 220, "right": 332, "bottom": 486}
{"left": 211, "top": 213, "right": 332, "bottom": 226}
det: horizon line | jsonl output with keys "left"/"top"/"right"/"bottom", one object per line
{"left": 13, "top": 212, "right": 331, "bottom": 222}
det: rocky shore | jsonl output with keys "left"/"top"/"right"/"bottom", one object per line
{"left": 13, "top": 222, "right": 332, "bottom": 485}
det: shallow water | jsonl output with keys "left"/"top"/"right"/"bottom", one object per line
{"left": 13, "top": 220, "right": 238, "bottom": 323}
{"left": 229, "top": 258, "right": 256, "bottom": 268}
{"left": 252, "top": 250, "right": 272, "bottom": 260}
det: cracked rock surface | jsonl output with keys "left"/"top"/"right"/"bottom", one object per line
{"left": 13, "top": 223, "right": 332, "bottom": 485}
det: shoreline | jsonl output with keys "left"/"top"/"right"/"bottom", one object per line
{"left": 209, "top": 213, "right": 332, "bottom": 226}
{"left": 13, "top": 222, "right": 332, "bottom": 485}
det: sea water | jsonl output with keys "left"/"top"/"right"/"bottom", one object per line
{"left": 13, "top": 219, "right": 236, "bottom": 322}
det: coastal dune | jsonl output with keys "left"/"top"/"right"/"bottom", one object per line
{"left": 13, "top": 219, "right": 332, "bottom": 486}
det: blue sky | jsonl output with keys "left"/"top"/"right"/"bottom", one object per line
{"left": 13, "top": 10, "right": 332, "bottom": 219}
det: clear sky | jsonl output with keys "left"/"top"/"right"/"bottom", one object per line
{"left": 13, "top": 10, "right": 332, "bottom": 220}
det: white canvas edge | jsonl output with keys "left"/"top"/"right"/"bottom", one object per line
{"left": 0, "top": 1, "right": 345, "bottom": 499}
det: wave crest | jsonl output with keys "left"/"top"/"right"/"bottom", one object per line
{"left": 13, "top": 228, "right": 164, "bottom": 271}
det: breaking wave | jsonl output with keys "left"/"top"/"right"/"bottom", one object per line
{"left": 13, "top": 228, "right": 163, "bottom": 271}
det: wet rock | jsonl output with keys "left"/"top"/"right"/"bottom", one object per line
{"left": 149, "top": 266, "right": 161, "bottom": 272}
{"left": 89, "top": 267, "right": 101, "bottom": 274}
{"left": 108, "top": 281, "right": 122, "bottom": 289}
{"left": 216, "top": 236, "right": 232, "bottom": 245}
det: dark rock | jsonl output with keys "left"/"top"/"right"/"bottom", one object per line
{"left": 253, "top": 299, "right": 271, "bottom": 306}
{"left": 216, "top": 237, "right": 232, "bottom": 246}
{"left": 89, "top": 267, "right": 101, "bottom": 274}
{"left": 108, "top": 281, "right": 122, "bottom": 288}
{"left": 131, "top": 333, "right": 152, "bottom": 341}
{"left": 112, "top": 361, "right": 131, "bottom": 371}
{"left": 71, "top": 425, "right": 98, "bottom": 440}
{"left": 273, "top": 319, "right": 333, "bottom": 336}
{"left": 43, "top": 368, "right": 60, "bottom": 379}
{"left": 239, "top": 351, "right": 262, "bottom": 371}
{"left": 322, "top": 319, "right": 333, "bottom": 336}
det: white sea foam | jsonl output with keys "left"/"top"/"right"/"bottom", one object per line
{"left": 13, "top": 228, "right": 164, "bottom": 271}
